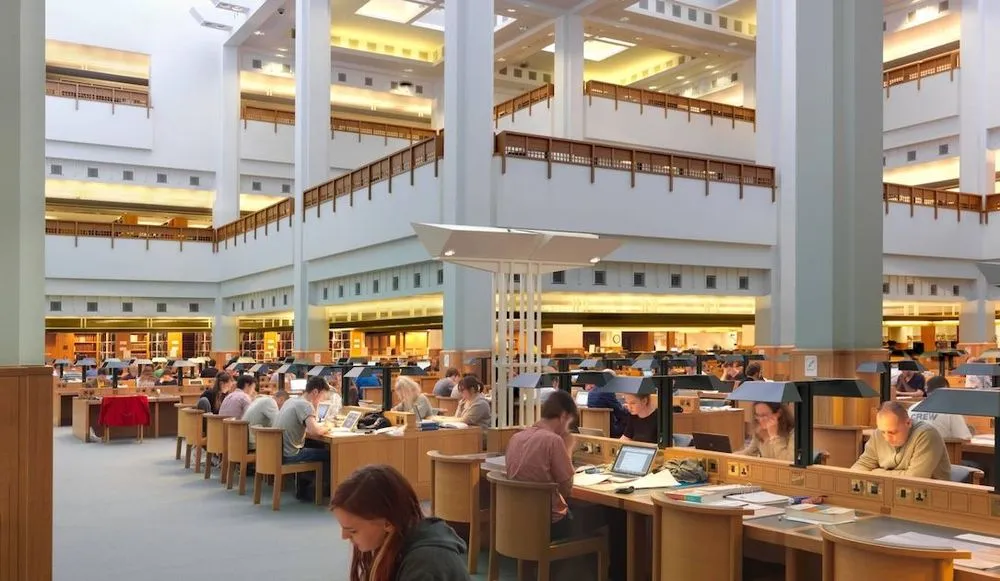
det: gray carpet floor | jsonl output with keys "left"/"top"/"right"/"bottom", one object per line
{"left": 53, "top": 428, "right": 529, "bottom": 581}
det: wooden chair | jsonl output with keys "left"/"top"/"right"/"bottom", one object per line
{"left": 178, "top": 408, "right": 206, "bottom": 471}
{"left": 174, "top": 403, "right": 193, "bottom": 459}
{"left": 428, "top": 450, "right": 489, "bottom": 574}
{"left": 203, "top": 414, "right": 228, "bottom": 483}
{"left": 820, "top": 525, "right": 970, "bottom": 581}
{"left": 650, "top": 492, "right": 751, "bottom": 581}
{"left": 250, "top": 427, "right": 324, "bottom": 511}
{"left": 224, "top": 419, "right": 255, "bottom": 496}
{"left": 485, "top": 471, "right": 607, "bottom": 581}
{"left": 949, "top": 464, "right": 985, "bottom": 485}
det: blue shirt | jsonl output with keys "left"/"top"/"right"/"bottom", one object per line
{"left": 354, "top": 375, "right": 381, "bottom": 387}
{"left": 587, "top": 390, "right": 628, "bottom": 438}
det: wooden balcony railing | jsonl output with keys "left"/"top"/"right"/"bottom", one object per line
{"left": 883, "top": 49, "right": 960, "bottom": 94}
{"left": 44, "top": 220, "right": 212, "bottom": 248}
{"left": 882, "top": 183, "right": 982, "bottom": 221}
{"left": 45, "top": 79, "right": 150, "bottom": 109}
{"left": 985, "top": 194, "right": 1000, "bottom": 213}
{"left": 215, "top": 197, "right": 294, "bottom": 248}
{"left": 494, "top": 131, "right": 775, "bottom": 199}
{"left": 241, "top": 104, "right": 436, "bottom": 142}
{"left": 302, "top": 135, "right": 443, "bottom": 218}
{"left": 493, "top": 84, "right": 554, "bottom": 126}
{"left": 584, "top": 80, "right": 756, "bottom": 128}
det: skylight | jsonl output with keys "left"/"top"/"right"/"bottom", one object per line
{"left": 411, "top": 8, "right": 516, "bottom": 32}
{"left": 541, "top": 37, "right": 635, "bottom": 62}
{"left": 355, "top": 0, "right": 516, "bottom": 31}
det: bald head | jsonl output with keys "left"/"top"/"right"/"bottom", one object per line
{"left": 876, "top": 401, "right": 912, "bottom": 447}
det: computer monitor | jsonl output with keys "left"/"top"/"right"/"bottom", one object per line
{"left": 610, "top": 444, "right": 657, "bottom": 478}
{"left": 575, "top": 391, "right": 589, "bottom": 407}
{"left": 691, "top": 432, "right": 733, "bottom": 453}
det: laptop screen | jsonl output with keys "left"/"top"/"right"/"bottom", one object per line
{"left": 316, "top": 402, "right": 330, "bottom": 421}
{"left": 575, "top": 392, "right": 589, "bottom": 407}
{"left": 611, "top": 445, "right": 656, "bottom": 477}
{"left": 341, "top": 410, "right": 362, "bottom": 430}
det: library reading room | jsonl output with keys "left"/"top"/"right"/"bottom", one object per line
{"left": 6, "top": 0, "right": 1000, "bottom": 580}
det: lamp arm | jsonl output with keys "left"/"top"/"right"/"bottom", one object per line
{"left": 793, "top": 384, "right": 814, "bottom": 468}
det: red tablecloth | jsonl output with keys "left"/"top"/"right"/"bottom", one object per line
{"left": 98, "top": 395, "right": 150, "bottom": 428}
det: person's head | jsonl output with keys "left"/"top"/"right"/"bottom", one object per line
{"left": 331, "top": 465, "right": 424, "bottom": 581}
{"left": 444, "top": 367, "right": 460, "bottom": 381}
{"left": 274, "top": 390, "right": 290, "bottom": 409}
{"left": 925, "top": 375, "right": 949, "bottom": 394}
{"left": 303, "top": 375, "right": 331, "bottom": 405}
{"left": 208, "top": 358, "right": 217, "bottom": 368}
{"left": 623, "top": 393, "right": 654, "bottom": 415}
{"left": 236, "top": 374, "right": 257, "bottom": 395}
{"left": 745, "top": 362, "right": 762, "bottom": 380}
{"left": 751, "top": 402, "right": 794, "bottom": 437}
{"left": 214, "top": 372, "right": 234, "bottom": 394}
{"left": 900, "top": 369, "right": 915, "bottom": 379}
{"left": 539, "top": 389, "right": 578, "bottom": 433}
{"left": 394, "top": 376, "right": 421, "bottom": 405}
{"left": 457, "top": 375, "right": 483, "bottom": 401}
{"left": 876, "top": 401, "right": 912, "bottom": 447}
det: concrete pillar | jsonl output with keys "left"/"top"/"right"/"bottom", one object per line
{"left": 0, "top": 0, "right": 51, "bottom": 579}
{"left": 959, "top": 0, "right": 998, "bottom": 197}
{"left": 959, "top": 275, "right": 997, "bottom": 354}
{"left": 292, "top": 0, "right": 331, "bottom": 354}
{"left": 552, "top": 14, "right": 585, "bottom": 139}
{"left": 756, "top": 0, "right": 884, "bottom": 397}
{"left": 215, "top": 45, "right": 241, "bottom": 227}
{"left": 211, "top": 298, "right": 239, "bottom": 354}
{"left": 441, "top": 0, "right": 495, "bottom": 362}
{"left": 739, "top": 57, "right": 756, "bottom": 108}
{"left": 430, "top": 79, "right": 444, "bottom": 131}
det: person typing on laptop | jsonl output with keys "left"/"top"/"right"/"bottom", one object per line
{"left": 275, "top": 376, "right": 333, "bottom": 501}
{"left": 736, "top": 402, "right": 795, "bottom": 461}
{"left": 621, "top": 393, "right": 659, "bottom": 444}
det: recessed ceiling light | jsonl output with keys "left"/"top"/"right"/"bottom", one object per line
{"left": 497, "top": 57, "right": 506, "bottom": 62}
{"left": 728, "top": 41, "right": 738, "bottom": 46}
{"left": 705, "top": 65, "right": 714, "bottom": 69}
{"left": 648, "top": 85, "right": 658, "bottom": 90}
{"left": 253, "top": 30, "right": 265, "bottom": 36}
{"left": 703, "top": 52, "right": 710, "bottom": 56}
{"left": 675, "top": 75, "right": 685, "bottom": 80}
{"left": 274, "top": 53, "right": 285, "bottom": 58}
{"left": 589, "top": 257, "right": 601, "bottom": 264}
{"left": 518, "top": 25, "right": 528, "bottom": 31}
{"left": 403, "top": 68, "right": 413, "bottom": 72}
{"left": 444, "top": 249, "right": 456, "bottom": 257}
{"left": 619, "top": 16, "right": 629, "bottom": 22}
{"left": 669, "top": 44, "right": 678, "bottom": 48}
{"left": 634, "top": 36, "right": 642, "bottom": 41}
{"left": 547, "top": 32, "right": 554, "bottom": 36}
{"left": 277, "top": 47, "right": 288, "bottom": 52}
{"left": 507, "top": 8, "right": 516, "bottom": 12}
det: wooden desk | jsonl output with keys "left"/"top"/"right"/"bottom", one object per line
{"left": 316, "top": 426, "right": 481, "bottom": 500}
{"left": 71, "top": 395, "right": 181, "bottom": 443}
{"left": 53, "top": 386, "right": 82, "bottom": 427}
{"left": 579, "top": 407, "right": 612, "bottom": 436}
{"left": 813, "top": 425, "right": 865, "bottom": 468}
{"left": 673, "top": 409, "right": 745, "bottom": 451}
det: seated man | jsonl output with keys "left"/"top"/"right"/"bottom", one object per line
{"left": 275, "top": 376, "right": 332, "bottom": 500}
{"left": 908, "top": 376, "right": 973, "bottom": 440}
{"left": 586, "top": 371, "right": 628, "bottom": 438}
{"left": 242, "top": 389, "right": 289, "bottom": 450}
{"left": 432, "top": 367, "right": 461, "bottom": 397}
{"left": 895, "top": 369, "right": 926, "bottom": 397}
{"left": 218, "top": 375, "right": 257, "bottom": 419}
{"left": 851, "top": 401, "right": 951, "bottom": 480}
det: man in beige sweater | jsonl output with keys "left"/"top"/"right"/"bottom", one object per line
{"left": 851, "top": 401, "right": 951, "bottom": 480}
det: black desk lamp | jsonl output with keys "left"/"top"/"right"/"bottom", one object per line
{"left": 921, "top": 349, "right": 966, "bottom": 376}
{"left": 727, "top": 379, "right": 879, "bottom": 468}
{"left": 76, "top": 357, "right": 97, "bottom": 379}
{"left": 918, "top": 388, "right": 999, "bottom": 493}
{"left": 172, "top": 359, "right": 197, "bottom": 384}
{"left": 101, "top": 360, "right": 126, "bottom": 390}
{"left": 53, "top": 358, "right": 71, "bottom": 379}
{"left": 857, "top": 359, "right": 925, "bottom": 403}
{"left": 248, "top": 363, "right": 271, "bottom": 383}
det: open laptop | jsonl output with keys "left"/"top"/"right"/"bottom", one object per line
{"left": 574, "top": 391, "right": 589, "bottom": 407}
{"left": 316, "top": 402, "right": 331, "bottom": 422}
{"left": 606, "top": 444, "right": 657, "bottom": 483}
{"left": 691, "top": 432, "right": 733, "bottom": 453}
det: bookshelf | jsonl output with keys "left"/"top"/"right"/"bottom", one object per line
{"left": 277, "top": 331, "right": 293, "bottom": 359}
{"left": 149, "top": 331, "right": 168, "bottom": 358}
{"left": 192, "top": 332, "right": 211, "bottom": 357}
{"left": 98, "top": 332, "right": 117, "bottom": 360}
{"left": 73, "top": 333, "right": 99, "bottom": 360}
{"left": 240, "top": 330, "right": 265, "bottom": 360}
{"left": 331, "top": 330, "right": 350, "bottom": 360}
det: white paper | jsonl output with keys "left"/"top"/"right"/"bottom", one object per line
{"left": 876, "top": 531, "right": 1000, "bottom": 568}
{"left": 784, "top": 515, "right": 858, "bottom": 526}
{"left": 956, "top": 534, "right": 1000, "bottom": 548}
{"left": 574, "top": 472, "right": 611, "bottom": 486}
{"left": 629, "top": 469, "right": 681, "bottom": 489}
{"left": 728, "top": 491, "right": 791, "bottom": 505}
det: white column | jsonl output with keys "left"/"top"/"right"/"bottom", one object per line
{"left": 211, "top": 300, "right": 240, "bottom": 353}
{"left": 441, "top": 0, "right": 495, "bottom": 353}
{"left": 959, "top": 0, "right": 998, "bottom": 197}
{"left": 0, "top": 0, "right": 44, "bottom": 365}
{"left": 292, "top": 0, "right": 331, "bottom": 353}
{"left": 959, "top": 275, "right": 997, "bottom": 346}
{"left": 739, "top": 57, "right": 756, "bottom": 108}
{"left": 757, "top": 0, "right": 884, "bottom": 351}
{"left": 215, "top": 45, "right": 241, "bottom": 227}
{"left": 430, "top": 79, "right": 445, "bottom": 131}
{"left": 552, "top": 14, "right": 585, "bottom": 139}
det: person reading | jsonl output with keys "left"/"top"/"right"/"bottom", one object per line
{"left": 895, "top": 369, "right": 926, "bottom": 397}
{"left": 737, "top": 402, "right": 794, "bottom": 461}
{"left": 908, "top": 375, "right": 973, "bottom": 440}
{"left": 620, "top": 393, "right": 658, "bottom": 444}
{"left": 851, "top": 401, "right": 951, "bottom": 480}
{"left": 391, "top": 376, "right": 433, "bottom": 420}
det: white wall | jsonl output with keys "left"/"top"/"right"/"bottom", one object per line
{"left": 495, "top": 104, "right": 554, "bottom": 136}
{"left": 46, "top": 97, "right": 154, "bottom": 150}
{"left": 46, "top": 0, "right": 224, "bottom": 172}
{"left": 495, "top": 158, "right": 776, "bottom": 246}
{"left": 45, "top": 236, "right": 218, "bottom": 281}
{"left": 240, "top": 121, "right": 427, "bottom": 173}
{"left": 46, "top": 278, "right": 216, "bottom": 299}
{"left": 215, "top": 222, "right": 294, "bottom": 281}
{"left": 883, "top": 205, "right": 983, "bottom": 260}
{"left": 883, "top": 72, "right": 960, "bottom": 133}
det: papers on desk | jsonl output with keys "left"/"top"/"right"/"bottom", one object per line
{"left": 701, "top": 500, "right": 785, "bottom": 520}
{"left": 875, "top": 532, "right": 1000, "bottom": 570}
{"left": 574, "top": 473, "right": 611, "bottom": 487}
{"left": 572, "top": 469, "right": 681, "bottom": 489}
{"left": 970, "top": 434, "right": 995, "bottom": 446}
{"left": 956, "top": 533, "right": 1000, "bottom": 548}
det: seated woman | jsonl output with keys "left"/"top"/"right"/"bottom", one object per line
{"left": 737, "top": 402, "right": 794, "bottom": 461}
{"left": 391, "top": 376, "right": 433, "bottom": 420}
{"left": 620, "top": 393, "right": 659, "bottom": 444}
{"left": 331, "top": 465, "right": 469, "bottom": 581}
{"left": 198, "top": 372, "right": 233, "bottom": 415}
{"left": 454, "top": 375, "right": 492, "bottom": 429}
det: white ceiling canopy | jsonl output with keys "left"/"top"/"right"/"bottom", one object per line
{"left": 411, "top": 222, "right": 622, "bottom": 274}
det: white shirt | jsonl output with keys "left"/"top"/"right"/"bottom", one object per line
{"left": 908, "top": 400, "right": 972, "bottom": 440}
{"left": 965, "top": 374, "right": 992, "bottom": 389}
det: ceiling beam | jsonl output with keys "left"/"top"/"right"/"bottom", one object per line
{"left": 587, "top": 16, "right": 754, "bottom": 57}
{"left": 495, "top": 18, "right": 556, "bottom": 54}
{"left": 226, "top": 0, "right": 284, "bottom": 47}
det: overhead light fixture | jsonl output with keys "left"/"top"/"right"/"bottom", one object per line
{"left": 507, "top": 8, "right": 517, "bottom": 12}
{"left": 412, "top": 8, "right": 514, "bottom": 32}
{"left": 541, "top": 36, "right": 635, "bottom": 62}
{"left": 728, "top": 41, "right": 738, "bottom": 46}
{"left": 274, "top": 53, "right": 285, "bottom": 58}
{"left": 589, "top": 257, "right": 601, "bottom": 264}
{"left": 648, "top": 85, "right": 658, "bottom": 90}
{"left": 675, "top": 75, "right": 685, "bottom": 79}
{"left": 705, "top": 65, "right": 714, "bottom": 69}
{"left": 189, "top": 7, "right": 233, "bottom": 31}
{"left": 209, "top": 0, "right": 250, "bottom": 14}
{"left": 518, "top": 25, "right": 528, "bottom": 31}
{"left": 253, "top": 30, "right": 265, "bottom": 36}
{"left": 403, "top": 68, "right": 413, "bottom": 72}
{"left": 497, "top": 57, "right": 506, "bottom": 62}
{"left": 390, "top": 81, "right": 415, "bottom": 96}
{"left": 619, "top": 16, "right": 629, "bottom": 22}
{"left": 443, "top": 249, "right": 456, "bottom": 257}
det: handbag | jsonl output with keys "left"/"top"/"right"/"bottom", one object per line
{"left": 357, "top": 411, "right": 391, "bottom": 431}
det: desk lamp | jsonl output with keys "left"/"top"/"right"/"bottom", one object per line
{"left": 954, "top": 363, "right": 1000, "bottom": 392}
{"left": 716, "top": 352, "right": 767, "bottom": 374}
{"left": 344, "top": 365, "right": 393, "bottom": 411}
{"left": 727, "top": 379, "right": 879, "bottom": 468}
{"left": 857, "top": 359, "right": 925, "bottom": 403}
{"left": 921, "top": 349, "right": 966, "bottom": 376}
{"left": 399, "top": 365, "right": 428, "bottom": 377}
{"left": 917, "top": 388, "right": 1000, "bottom": 494}
{"left": 101, "top": 359, "right": 127, "bottom": 390}
{"left": 171, "top": 359, "right": 197, "bottom": 384}
{"left": 274, "top": 361, "right": 310, "bottom": 392}
{"left": 248, "top": 363, "right": 271, "bottom": 383}
{"left": 53, "top": 358, "right": 71, "bottom": 379}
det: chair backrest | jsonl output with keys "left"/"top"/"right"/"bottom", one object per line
{"left": 949, "top": 464, "right": 984, "bottom": 485}
{"left": 820, "top": 525, "right": 970, "bottom": 581}
{"left": 179, "top": 408, "right": 206, "bottom": 444}
{"left": 484, "top": 471, "right": 554, "bottom": 560}
{"left": 224, "top": 419, "right": 251, "bottom": 462}
{"left": 650, "top": 492, "right": 751, "bottom": 581}
{"left": 428, "top": 450, "right": 481, "bottom": 522}
{"left": 250, "top": 427, "right": 284, "bottom": 475}
{"left": 204, "top": 414, "right": 226, "bottom": 454}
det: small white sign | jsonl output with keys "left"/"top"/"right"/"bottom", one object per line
{"left": 803, "top": 355, "right": 818, "bottom": 377}
{"left": 314, "top": 353, "right": 321, "bottom": 363}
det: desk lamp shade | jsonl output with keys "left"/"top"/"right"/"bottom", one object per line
{"left": 571, "top": 369, "right": 614, "bottom": 387}
{"left": 672, "top": 374, "right": 731, "bottom": 392}
{"left": 344, "top": 366, "right": 373, "bottom": 380}
{"left": 172, "top": 359, "right": 196, "bottom": 369}
{"left": 726, "top": 381, "right": 802, "bottom": 404}
{"left": 954, "top": 363, "right": 1000, "bottom": 377}
{"left": 508, "top": 372, "right": 557, "bottom": 389}
{"left": 856, "top": 361, "right": 891, "bottom": 374}
{"left": 248, "top": 363, "right": 271, "bottom": 375}
{"left": 101, "top": 360, "right": 127, "bottom": 371}
{"left": 592, "top": 375, "right": 656, "bottom": 395}
{"left": 133, "top": 358, "right": 153, "bottom": 366}
{"left": 236, "top": 356, "right": 256, "bottom": 364}
{"left": 54, "top": 358, "right": 71, "bottom": 366}
{"left": 151, "top": 357, "right": 168, "bottom": 364}
{"left": 578, "top": 358, "right": 600, "bottom": 370}
{"left": 399, "top": 365, "right": 427, "bottom": 376}
{"left": 918, "top": 388, "right": 1000, "bottom": 417}
{"left": 75, "top": 358, "right": 97, "bottom": 367}
{"left": 978, "top": 349, "right": 1000, "bottom": 360}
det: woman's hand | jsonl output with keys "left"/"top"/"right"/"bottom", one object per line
{"left": 760, "top": 415, "right": 779, "bottom": 439}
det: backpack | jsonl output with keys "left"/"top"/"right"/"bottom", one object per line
{"left": 357, "top": 411, "right": 391, "bottom": 431}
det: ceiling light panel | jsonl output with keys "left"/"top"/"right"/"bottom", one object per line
{"left": 541, "top": 37, "right": 635, "bottom": 62}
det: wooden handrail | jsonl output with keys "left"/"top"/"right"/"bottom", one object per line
{"left": 214, "top": 197, "right": 294, "bottom": 247}
{"left": 584, "top": 80, "right": 756, "bottom": 126}
{"left": 493, "top": 131, "right": 775, "bottom": 199}
{"left": 985, "top": 194, "right": 1000, "bottom": 213}
{"left": 882, "top": 182, "right": 982, "bottom": 222}
{"left": 44, "top": 220, "right": 212, "bottom": 244}
{"left": 301, "top": 134, "right": 443, "bottom": 217}
{"left": 493, "top": 84, "right": 554, "bottom": 126}
{"left": 241, "top": 104, "right": 436, "bottom": 142}
{"left": 882, "top": 49, "right": 960, "bottom": 91}
{"left": 45, "top": 78, "right": 150, "bottom": 108}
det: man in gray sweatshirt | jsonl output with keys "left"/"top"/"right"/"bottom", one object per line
{"left": 851, "top": 401, "right": 951, "bottom": 480}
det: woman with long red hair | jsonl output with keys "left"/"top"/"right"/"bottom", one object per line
{"left": 331, "top": 465, "right": 470, "bottom": 581}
